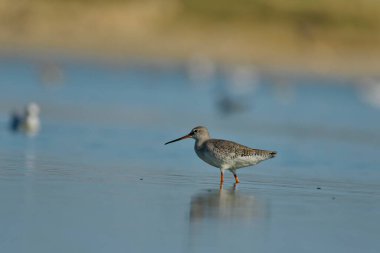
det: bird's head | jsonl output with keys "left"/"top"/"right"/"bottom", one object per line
{"left": 165, "top": 126, "right": 210, "bottom": 145}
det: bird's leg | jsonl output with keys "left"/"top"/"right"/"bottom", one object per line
{"left": 219, "top": 171, "right": 224, "bottom": 190}
{"left": 232, "top": 170, "right": 240, "bottom": 184}
{"left": 220, "top": 171, "right": 224, "bottom": 184}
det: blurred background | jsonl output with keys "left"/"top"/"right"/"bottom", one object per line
{"left": 1, "top": 1, "right": 380, "bottom": 253}
{"left": 1, "top": 0, "right": 380, "bottom": 74}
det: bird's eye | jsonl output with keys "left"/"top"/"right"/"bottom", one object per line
{"left": 193, "top": 129, "right": 198, "bottom": 133}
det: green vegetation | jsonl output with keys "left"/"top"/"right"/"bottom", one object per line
{"left": 1, "top": 0, "right": 380, "bottom": 75}
{"left": 180, "top": 0, "right": 380, "bottom": 29}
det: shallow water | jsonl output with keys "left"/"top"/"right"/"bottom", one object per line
{"left": 0, "top": 57, "right": 379, "bottom": 252}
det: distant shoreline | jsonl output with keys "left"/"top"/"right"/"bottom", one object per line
{"left": 1, "top": 0, "right": 379, "bottom": 78}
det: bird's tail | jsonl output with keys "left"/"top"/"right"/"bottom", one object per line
{"left": 255, "top": 149, "right": 277, "bottom": 159}
{"left": 269, "top": 151, "right": 277, "bottom": 158}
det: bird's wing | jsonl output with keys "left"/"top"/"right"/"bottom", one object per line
{"left": 207, "top": 139, "right": 276, "bottom": 160}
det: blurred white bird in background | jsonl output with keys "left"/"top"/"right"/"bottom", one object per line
{"left": 10, "top": 102, "right": 41, "bottom": 136}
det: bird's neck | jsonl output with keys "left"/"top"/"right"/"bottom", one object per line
{"left": 195, "top": 137, "right": 208, "bottom": 149}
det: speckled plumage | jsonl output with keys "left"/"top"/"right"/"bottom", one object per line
{"left": 165, "top": 126, "right": 277, "bottom": 184}
{"left": 195, "top": 139, "right": 276, "bottom": 170}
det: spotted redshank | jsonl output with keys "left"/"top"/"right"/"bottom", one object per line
{"left": 165, "top": 126, "right": 277, "bottom": 184}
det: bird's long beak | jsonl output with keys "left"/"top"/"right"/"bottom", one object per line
{"left": 165, "top": 133, "right": 192, "bottom": 145}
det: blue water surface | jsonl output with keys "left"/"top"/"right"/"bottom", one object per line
{"left": 0, "top": 56, "right": 379, "bottom": 253}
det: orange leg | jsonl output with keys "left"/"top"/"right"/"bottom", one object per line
{"left": 233, "top": 173, "right": 240, "bottom": 184}
{"left": 219, "top": 171, "right": 224, "bottom": 190}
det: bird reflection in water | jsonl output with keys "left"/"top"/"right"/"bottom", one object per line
{"left": 190, "top": 184, "right": 266, "bottom": 223}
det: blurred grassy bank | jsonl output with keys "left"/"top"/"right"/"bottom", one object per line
{"left": 1, "top": 0, "right": 380, "bottom": 76}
